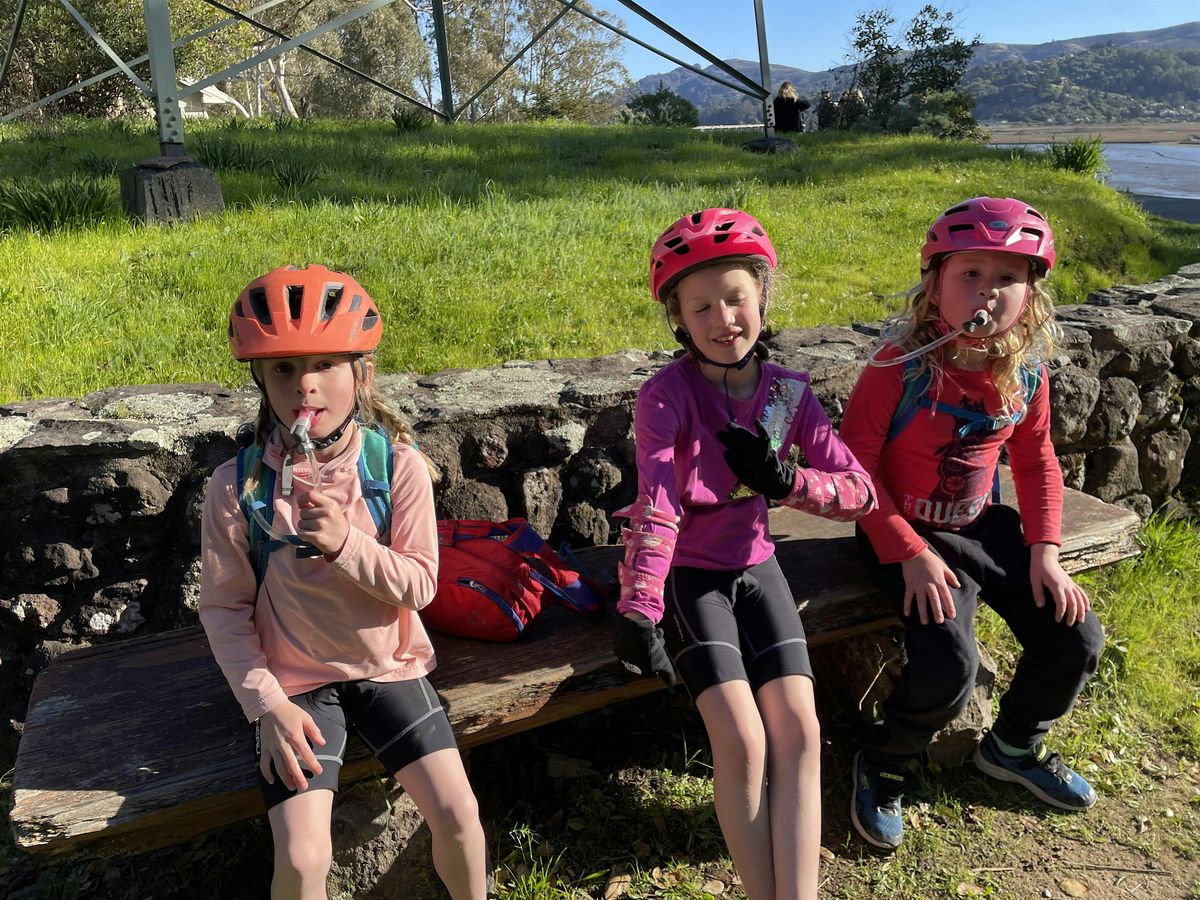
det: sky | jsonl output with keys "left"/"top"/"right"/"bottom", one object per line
{"left": 588, "top": 0, "right": 1200, "bottom": 82}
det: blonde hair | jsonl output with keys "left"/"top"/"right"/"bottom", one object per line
{"left": 883, "top": 256, "right": 1059, "bottom": 417}
{"left": 778, "top": 81, "right": 799, "bottom": 101}
{"left": 240, "top": 356, "right": 438, "bottom": 501}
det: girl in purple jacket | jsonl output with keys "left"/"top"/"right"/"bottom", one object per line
{"left": 613, "top": 208, "right": 876, "bottom": 899}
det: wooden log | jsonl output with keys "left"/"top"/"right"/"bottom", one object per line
{"left": 9, "top": 474, "right": 1140, "bottom": 857}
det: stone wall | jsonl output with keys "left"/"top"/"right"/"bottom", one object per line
{"left": 2, "top": 263, "right": 1200, "bottom": 770}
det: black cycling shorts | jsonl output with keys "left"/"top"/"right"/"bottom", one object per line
{"left": 256, "top": 675, "right": 456, "bottom": 810}
{"left": 661, "top": 554, "right": 813, "bottom": 700}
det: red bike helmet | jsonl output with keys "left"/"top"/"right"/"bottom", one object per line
{"left": 921, "top": 197, "right": 1056, "bottom": 276}
{"left": 228, "top": 265, "right": 382, "bottom": 361}
{"left": 650, "top": 208, "right": 778, "bottom": 302}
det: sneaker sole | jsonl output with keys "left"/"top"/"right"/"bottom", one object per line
{"left": 972, "top": 745, "right": 1096, "bottom": 811}
{"left": 849, "top": 750, "right": 902, "bottom": 851}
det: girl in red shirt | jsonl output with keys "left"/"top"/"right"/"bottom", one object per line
{"left": 838, "top": 198, "right": 1103, "bottom": 851}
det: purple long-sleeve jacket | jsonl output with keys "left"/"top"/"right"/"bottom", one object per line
{"left": 617, "top": 357, "right": 875, "bottom": 623}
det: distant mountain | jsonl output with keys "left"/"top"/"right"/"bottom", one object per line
{"left": 633, "top": 21, "right": 1200, "bottom": 125}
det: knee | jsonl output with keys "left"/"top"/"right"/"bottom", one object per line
{"left": 1061, "top": 615, "right": 1105, "bottom": 678}
{"left": 275, "top": 831, "right": 332, "bottom": 887}
{"left": 764, "top": 699, "right": 821, "bottom": 759}
{"left": 708, "top": 713, "right": 768, "bottom": 772}
{"left": 423, "top": 788, "right": 481, "bottom": 840}
{"left": 905, "top": 627, "right": 979, "bottom": 693}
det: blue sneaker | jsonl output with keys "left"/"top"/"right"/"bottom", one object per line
{"left": 973, "top": 732, "right": 1097, "bottom": 811}
{"left": 850, "top": 750, "right": 905, "bottom": 850}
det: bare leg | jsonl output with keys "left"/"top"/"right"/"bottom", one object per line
{"left": 395, "top": 748, "right": 488, "bottom": 900}
{"left": 695, "top": 680, "right": 776, "bottom": 900}
{"left": 757, "top": 675, "right": 821, "bottom": 900}
{"left": 267, "top": 789, "right": 336, "bottom": 900}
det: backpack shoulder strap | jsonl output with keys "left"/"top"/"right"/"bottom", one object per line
{"left": 886, "top": 359, "right": 933, "bottom": 443}
{"left": 236, "top": 441, "right": 275, "bottom": 587}
{"left": 357, "top": 425, "right": 394, "bottom": 541}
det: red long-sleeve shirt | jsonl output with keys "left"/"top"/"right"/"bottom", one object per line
{"left": 839, "top": 349, "right": 1063, "bottom": 564}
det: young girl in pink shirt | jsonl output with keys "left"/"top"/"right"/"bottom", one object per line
{"left": 614, "top": 209, "right": 876, "bottom": 899}
{"left": 199, "top": 265, "right": 486, "bottom": 900}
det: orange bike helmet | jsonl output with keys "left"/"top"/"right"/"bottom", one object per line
{"left": 228, "top": 265, "right": 382, "bottom": 361}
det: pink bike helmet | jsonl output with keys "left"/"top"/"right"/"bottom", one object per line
{"left": 650, "top": 208, "right": 777, "bottom": 302}
{"left": 229, "top": 264, "right": 382, "bottom": 361}
{"left": 921, "top": 197, "right": 1056, "bottom": 276}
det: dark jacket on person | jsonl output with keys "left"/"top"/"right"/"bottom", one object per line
{"left": 772, "top": 95, "right": 809, "bottom": 133}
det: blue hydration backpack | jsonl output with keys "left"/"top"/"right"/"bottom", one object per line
{"left": 886, "top": 358, "right": 1041, "bottom": 502}
{"left": 235, "top": 423, "right": 394, "bottom": 586}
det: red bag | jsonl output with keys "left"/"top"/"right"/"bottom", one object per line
{"left": 422, "top": 518, "right": 605, "bottom": 641}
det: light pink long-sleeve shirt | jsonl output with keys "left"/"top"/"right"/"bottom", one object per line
{"left": 199, "top": 428, "right": 438, "bottom": 723}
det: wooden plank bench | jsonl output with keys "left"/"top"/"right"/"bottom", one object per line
{"left": 9, "top": 471, "right": 1141, "bottom": 859}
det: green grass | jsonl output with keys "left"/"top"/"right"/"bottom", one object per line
{"left": 0, "top": 118, "right": 1197, "bottom": 401}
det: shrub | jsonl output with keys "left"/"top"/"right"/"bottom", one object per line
{"left": 1046, "top": 136, "right": 1106, "bottom": 177}
{"left": 191, "top": 137, "right": 262, "bottom": 172}
{"left": 0, "top": 176, "right": 112, "bottom": 230}
{"left": 621, "top": 84, "right": 698, "bottom": 127}
{"left": 270, "top": 157, "right": 320, "bottom": 191}
{"left": 77, "top": 152, "right": 122, "bottom": 177}
{"left": 391, "top": 106, "right": 434, "bottom": 132}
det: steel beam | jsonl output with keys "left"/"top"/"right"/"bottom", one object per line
{"left": 183, "top": 0, "right": 397, "bottom": 98}
{"left": 59, "top": 0, "right": 150, "bottom": 96}
{"left": 200, "top": 0, "right": 442, "bottom": 119}
{"left": 614, "top": 0, "right": 767, "bottom": 99}
{"left": 429, "top": 0, "right": 455, "bottom": 121}
{"left": 0, "top": 0, "right": 30, "bottom": 95}
{"left": 143, "top": 0, "right": 185, "bottom": 153}
{"left": 455, "top": 0, "right": 578, "bottom": 119}
{"left": 753, "top": 0, "right": 772, "bottom": 138}
{"left": 551, "top": 0, "right": 762, "bottom": 101}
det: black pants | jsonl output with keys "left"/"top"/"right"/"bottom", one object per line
{"left": 858, "top": 505, "right": 1104, "bottom": 766}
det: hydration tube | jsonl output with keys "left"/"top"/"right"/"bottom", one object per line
{"left": 250, "top": 408, "right": 323, "bottom": 543}
{"left": 867, "top": 309, "right": 991, "bottom": 368}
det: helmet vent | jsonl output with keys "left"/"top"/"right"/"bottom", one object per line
{"left": 945, "top": 204, "right": 970, "bottom": 215}
{"left": 247, "top": 288, "right": 271, "bottom": 325}
{"left": 663, "top": 236, "right": 683, "bottom": 248}
{"left": 321, "top": 286, "right": 343, "bottom": 322}
{"left": 751, "top": 226, "right": 764, "bottom": 236}
{"left": 947, "top": 224, "right": 974, "bottom": 234}
{"left": 671, "top": 245, "right": 691, "bottom": 257}
{"left": 1020, "top": 227, "right": 1044, "bottom": 240}
{"left": 713, "top": 234, "right": 729, "bottom": 244}
{"left": 690, "top": 212, "right": 702, "bottom": 224}
{"left": 1026, "top": 208, "right": 1046, "bottom": 221}
{"left": 348, "top": 293, "right": 362, "bottom": 312}
{"left": 715, "top": 221, "right": 734, "bottom": 232}
{"left": 287, "top": 285, "right": 304, "bottom": 321}
{"left": 362, "top": 308, "right": 380, "bottom": 331}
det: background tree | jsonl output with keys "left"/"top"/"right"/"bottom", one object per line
{"left": 0, "top": 0, "right": 247, "bottom": 118}
{"left": 621, "top": 83, "right": 698, "bottom": 126}
{"left": 845, "top": 4, "right": 980, "bottom": 134}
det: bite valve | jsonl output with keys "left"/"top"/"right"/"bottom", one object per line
{"left": 962, "top": 309, "right": 991, "bottom": 333}
{"left": 291, "top": 408, "right": 317, "bottom": 454}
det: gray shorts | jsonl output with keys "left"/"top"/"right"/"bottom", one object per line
{"left": 257, "top": 675, "right": 456, "bottom": 810}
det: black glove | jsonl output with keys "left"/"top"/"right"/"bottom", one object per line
{"left": 715, "top": 420, "right": 796, "bottom": 500}
{"left": 613, "top": 616, "right": 676, "bottom": 687}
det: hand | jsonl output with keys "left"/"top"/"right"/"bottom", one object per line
{"left": 613, "top": 613, "right": 676, "bottom": 687}
{"left": 1030, "top": 543, "right": 1090, "bottom": 627}
{"left": 714, "top": 421, "right": 795, "bottom": 500}
{"left": 899, "top": 547, "right": 960, "bottom": 625}
{"left": 296, "top": 489, "right": 350, "bottom": 556}
{"left": 258, "top": 699, "right": 326, "bottom": 791}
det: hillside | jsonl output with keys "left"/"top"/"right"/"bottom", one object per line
{"left": 634, "top": 21, "right": 1200, "bottom": 125}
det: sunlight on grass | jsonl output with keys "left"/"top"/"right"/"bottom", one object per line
{"left": 0, "top": 120, "right": 1197, "bottom": 401}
